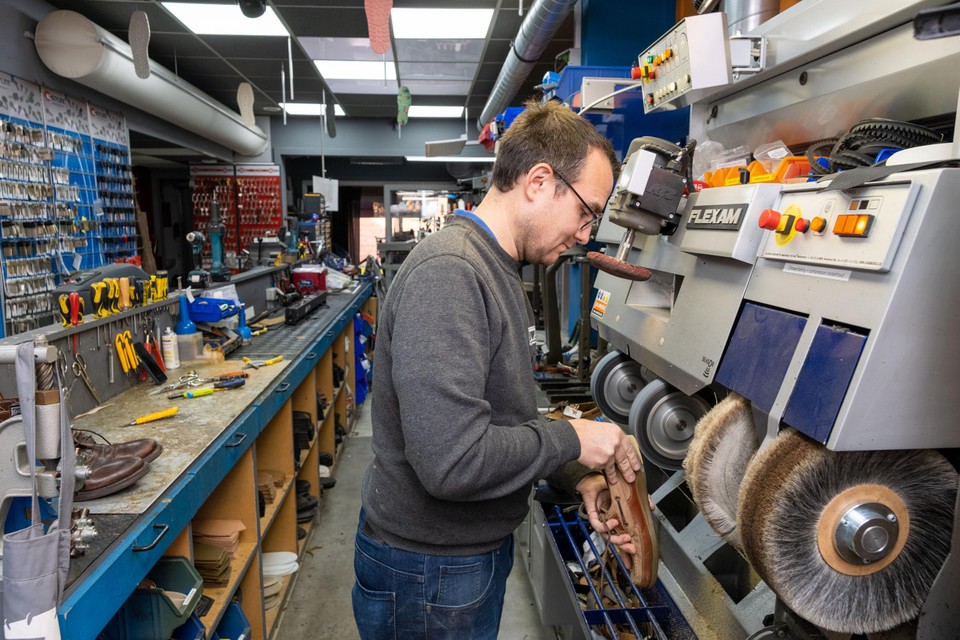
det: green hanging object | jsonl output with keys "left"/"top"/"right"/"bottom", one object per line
{"left": 397, "top": 85, "right": 411, "bottom": 127}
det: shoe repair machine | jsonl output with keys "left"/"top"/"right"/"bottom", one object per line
{"left": 579, "top": 2, "right": 960, "bottom": 639}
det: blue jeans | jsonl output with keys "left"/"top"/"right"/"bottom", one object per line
{"left": 352, "top": 510, "right": 514, "bottom": 639}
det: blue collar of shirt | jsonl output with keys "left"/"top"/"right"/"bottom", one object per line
{"left": 454, "top": 209, "right": 497, "bottom": 242}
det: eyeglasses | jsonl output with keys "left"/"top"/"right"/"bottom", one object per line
{"left": 553, "top": 169, "right": 602, "bottom": 230}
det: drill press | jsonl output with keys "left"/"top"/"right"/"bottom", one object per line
{"left": 207, "top": 199, "right": 231, "bottom": 282}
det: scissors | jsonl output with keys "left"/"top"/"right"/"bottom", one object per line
{"left": 148, "top": 372, "right": 202, "bottom": 396}
{"left": 72, "top": 353, "right": 103, "bottom": 405}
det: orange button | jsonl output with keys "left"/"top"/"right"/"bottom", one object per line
{"left": 654, "top": 55, "right": 663, "bottom": 66}
{"left": 854, "top": 214, "right": 875, "bottom": 236}
{"left": 841, "top": 216, "right": 858, "bottom": 235}
{"left": 810, "top": 217, "right": 827, "bottom": 234}
{"left": 833, "top": 215, "right": 847, "bottom": 235}
{"left": 646, "top": 93, "right": 654, "bottom": 105}
{"left": 663, "top": 48, "right": 673, "bottom": 59}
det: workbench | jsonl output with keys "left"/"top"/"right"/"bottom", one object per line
{"left": 52, "top": 280, "right": 373, "bottom": 640}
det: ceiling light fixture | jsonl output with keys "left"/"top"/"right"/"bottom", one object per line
{"left": 390, "top": 9, "right": 494, "bottom": 39}
{"left": 281, "top": 103, "right": 346, "bottom": 116}
{"left": 313, "top": 60, "right": 397, "bottom": 81}
{"left": 408, "top": 105, "right": 464, "bottom": 118}
{"left": 162, "top": 2, "right": 288, "bottom": 36}
{"left": 405, "top": 156, "right": 495, "bottom": 163}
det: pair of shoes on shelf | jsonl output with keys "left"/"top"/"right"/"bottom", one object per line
{"left": 73, "top": 430, "right": 162, "bottom": 502}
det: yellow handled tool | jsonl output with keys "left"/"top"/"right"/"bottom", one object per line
{"left": 115, "top": 330, "right": 139, "bottom": 374}
{"left": 117, "top": 406, "right": 179, "bottom": 428}
{"left": 242, "top": 355, "right": 283, "bottom": 370}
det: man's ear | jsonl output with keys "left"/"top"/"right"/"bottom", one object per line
{"left": 524, "top": 163, "right": 553, "bottom": 202}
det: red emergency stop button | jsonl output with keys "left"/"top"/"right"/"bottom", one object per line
{"left": 631, "top": 67, "right": 643, "bottom": 80}
{"left": 795, "top": 218, "right": 810, "bottom": 233}
{"left": 759, "top": 209, "right": 781, "bottom": 231}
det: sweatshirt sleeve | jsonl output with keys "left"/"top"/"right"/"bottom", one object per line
{"left": 389, "top": 254, "right": 582, "bottom": 502}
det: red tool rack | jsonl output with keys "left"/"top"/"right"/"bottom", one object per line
{"left": 190, "top": 164, "right": 282, "bottom": 267}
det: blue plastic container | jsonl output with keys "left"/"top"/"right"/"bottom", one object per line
{"left": 215, "top": 601, "right": 252, "bottom": 640}
{"left": 171, "top": 612, "right": 206, "bottom": 640}
{"left": 188, "top": 297, "right": 239, "bottom": 323}
{"left": 111, "top": 557, "right": 204, "bottom": 640}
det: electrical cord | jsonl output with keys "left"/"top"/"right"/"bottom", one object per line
{"left": 744, "top": 623, "right": 787, "bottom": 640}
{"left": 575, "top": 81, "right": 646, "bottom": 116}
{"left": 806, "top": 118, "right": 942, "bottom": 175}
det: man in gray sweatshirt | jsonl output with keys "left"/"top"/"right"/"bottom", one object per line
{"left": 353, "top": 100, "right": 641, "bottom": 639}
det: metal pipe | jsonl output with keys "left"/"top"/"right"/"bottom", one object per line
{"left": 0, "top": 344, "right": 58, "bottom": 364}
{"left": 477, "top": 0, "right": 578, "bottom": 130}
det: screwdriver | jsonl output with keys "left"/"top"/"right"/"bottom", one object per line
{"left": 117, "top": 406, "right": 179, "bottom": 428}
{"left": 168, "top": 378, "right": 246, "bottom": 399}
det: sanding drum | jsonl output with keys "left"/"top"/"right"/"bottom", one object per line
{"left": 685, "top": 398, "right": 958, "bottom": 635}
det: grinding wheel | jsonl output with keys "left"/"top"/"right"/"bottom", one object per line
{"left": 586, "top": 251, "right": 652, "bottom": 281}
{"left": 682, "top": 393, "right": 758, "bottom": 549}
{"left": 628, "top": 379, "right": 710, "bottom": 471}
{"left": 737, "top": 428, "right": 958, "bottom": 635}
{"left": 590, "top": 351, "right": 647, "bottom": 426}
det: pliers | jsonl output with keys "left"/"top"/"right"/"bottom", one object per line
{"left": 242, "top": 355, "right": 283, "bottom": 370}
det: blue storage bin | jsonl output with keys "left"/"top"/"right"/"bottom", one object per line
{"left": 215, "top": 601, "right": 252, "bottom": 640}
{"left": 171, "top": 613, "right": 205, "bottom": 640}
{"left": 188, "top": 297, "right": 239, "bottom": 322}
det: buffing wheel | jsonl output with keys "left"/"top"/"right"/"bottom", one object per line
{"left": 628, "top": 379, "right": 710, "bottom": 471}
{"left": 737, "top": 428, "right": 957, "bottom": 635}
{"left": 682, "top": 393, "right": 758, "bottom": 549}
{"left": 586, "top": 251, "right": 652, "bottom": 281}
{"left": 590, "top": 351, "right": 648, "bottom": 426}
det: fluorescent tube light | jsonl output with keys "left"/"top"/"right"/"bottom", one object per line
{"left": 314, "top": 60, "right": 397, "bottom": 81}
{"left": 405, "top": 156, "right": 495, "bottom": 163}
{"left": 408, "top": 106, "right": 464, "bottom": 118}
{"left": 391, "top": 9, "right": 494, "bottom": 39}
{"left": 282, "top": 103, "right": 346, "bottom": 116}
{"left": 162, "top": 2, "right": 288, "bottom": 36}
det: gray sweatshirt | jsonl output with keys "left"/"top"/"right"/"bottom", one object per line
{"left": 361, "top": 215, "right": 584, "bottom": 555}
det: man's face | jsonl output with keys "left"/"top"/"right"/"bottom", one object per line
{"left": 524, "top": 148, "right": 613, "bottom": 266}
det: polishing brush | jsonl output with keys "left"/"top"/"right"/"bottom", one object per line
{"left": 737, "top": 428, "right": 957, "bottom": 635}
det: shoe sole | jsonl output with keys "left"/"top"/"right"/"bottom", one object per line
{"left": 75, "top": 463, "right": 150, "bottom": 502}
{"left": 607, "top": 436, "right": 659, "bottom": 589}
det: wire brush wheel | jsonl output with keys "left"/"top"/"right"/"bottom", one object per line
{"left": 737, "top": 428, "right": 958, "bottom": 634}
{"left": 683, "top": 393, "right": 758, "bottom": 549}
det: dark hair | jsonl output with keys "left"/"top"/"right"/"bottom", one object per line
{"left": 490, "top": 99, "right": 619, "bottom": 195}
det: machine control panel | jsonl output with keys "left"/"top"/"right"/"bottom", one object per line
{"left": 637, "top": 13, "right": 732, "bottom": 114}
{"left": 758, "top": 181, "right": 920, "bottom": 272}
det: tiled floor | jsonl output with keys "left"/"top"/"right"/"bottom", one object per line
{"left": 276, "top": 402, "right": 557, "bottom": 640}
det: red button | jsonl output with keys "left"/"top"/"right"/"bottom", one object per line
{"left": 645, "top": 93, "right": 654, "bottom": 105}
{"left": 631, "top": 67, "right": 643, "bottom": 80}
{"left": 794, "top": 218, "right": 810, "bottom": 233}
{"left": 758, "top": 209, "right": 781, "bottom": 231}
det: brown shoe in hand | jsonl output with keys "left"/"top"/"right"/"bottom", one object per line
{"left": 604, "top": 436, "right": 659, "bottom": 589}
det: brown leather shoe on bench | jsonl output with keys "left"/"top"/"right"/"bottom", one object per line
{"left": 604, "top": 436, "right": 659, "bottom": 589}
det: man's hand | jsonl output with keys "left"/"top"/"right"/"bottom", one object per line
{"left": 571, "top": 419, "right": 641, "bottom": 483}
{"left": 576, "top": 473, "right": 636, "bottom": 564}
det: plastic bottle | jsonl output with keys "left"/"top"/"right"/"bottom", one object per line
{"left": 161, "top": 327, "right": 181, "bottom": 370}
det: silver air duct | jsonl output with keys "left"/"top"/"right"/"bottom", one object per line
{"left": 724, "top": 0, "right": 778, "bottom": 35}
{"left": 34, "top": 10, "right": 268, "bottom": 157}
{"left": 477, "top": 0, "right": 577, "bottom": 131}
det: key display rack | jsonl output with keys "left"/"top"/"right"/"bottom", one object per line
{"left": 0, "top": 71, "right": 137, "bottom": 338}
{"left": 190, "top": 164, "right": 283, "bottom": 267}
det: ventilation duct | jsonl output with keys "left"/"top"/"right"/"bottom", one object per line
{"left": 477, "top": 0, "right": 577, "bottom": 131}
{"left": 34, "top": 10, "right": 268, "bottom": 157}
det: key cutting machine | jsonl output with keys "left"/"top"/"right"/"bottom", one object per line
{"left": 584, "top": 2, "right": 960, "bottom": 638}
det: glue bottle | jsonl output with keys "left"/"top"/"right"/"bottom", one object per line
{"left": 161, "top": 327, "right": 181, "bottom": 370}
